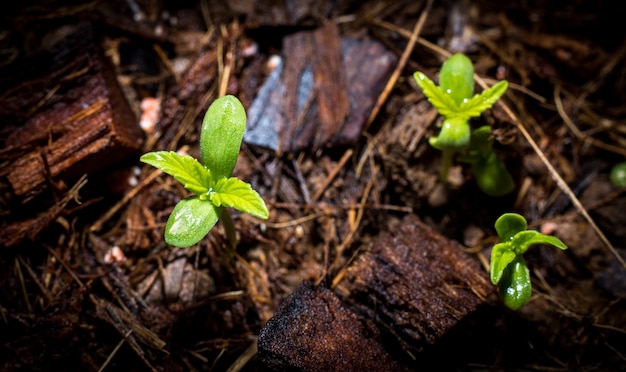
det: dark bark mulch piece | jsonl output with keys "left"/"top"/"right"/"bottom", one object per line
{"left": 0, "top": 24, "right": 143, "bottom": 201}
{"left": 335, "top": 214, "right": 494, "bottom": 355}
{"left": 258, "top": 214, "right": 493, "bottom": 369}
{"left": 257, "top": 281, "right": 411, "bottom": 372}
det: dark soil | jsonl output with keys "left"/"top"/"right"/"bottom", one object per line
{"left": 1, "top": 0, "right": 626, "bottom": 371}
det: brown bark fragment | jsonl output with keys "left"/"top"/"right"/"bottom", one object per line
{"left": 279, "top": 30, "right": 310, "bottom": 153}
{"left": 335, "top": 214, "right": 494, "bottom": 354}
{"left": 278, "top": 22, "right": 349, "bottom": 152}
{"left": 244, "top": 23, "right": 396, "bottom": 153}
{"left": 1, "top": 25, "right": 142, "bottom": 200}
{"left": 0, "top": 176, "right": 86, "bottom": 248}
{"left": 257, "top": 281, "right": 411, "bottom": 372}
{"left": 310, "top": 22, "right": 350, "bottom": 146}
{"left": 278, "top": 22, "right": 350, "bottom": 153}
{"left": 258, "top": 214, "right": 494, "bottom": 369}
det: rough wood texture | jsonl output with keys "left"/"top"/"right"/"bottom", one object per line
{"left": 257, "top": 282, "right": 411, "bottom": 372}
{"left": 0, "top": 25, "right": 142, "bottom": 200}
{"left": 257, "top": 214, "right": 494, "bottom": 369}
{"left": 278, "top": 21, "right": 350, "bottom": 153}
{"left": 244, "top": 22, "right": 396, "bottom": 153}
{"left": 335, "top": 214, "right": 494, "bottom": 354}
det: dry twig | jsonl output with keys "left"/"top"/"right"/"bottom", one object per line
{"left": 363, "top": 0, "right": 434, "bottom": 131}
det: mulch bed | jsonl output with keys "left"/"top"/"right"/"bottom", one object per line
{"left": 1, "top": 0, "right": 625, "bottom": 370}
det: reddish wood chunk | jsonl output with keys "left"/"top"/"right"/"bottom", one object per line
{"left": 1, "top": 25, "right": 143, "bottom": 200}
{"left": 335, "top": 214, "right": 494, "bottom": 354}
{"left": 258, "top": 214, "right": 494, "bottom": 369}
{"left": 257, "top": 282, "right": 411, "bottom": 371}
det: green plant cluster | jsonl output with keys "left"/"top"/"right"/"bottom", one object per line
{"left": 140, "top": 63, "right": 571, "bottom": 316}
{"left": 413, "top": 53, "right": 513, "bottom": 196}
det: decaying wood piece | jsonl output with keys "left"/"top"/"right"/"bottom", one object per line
{"left": 0, "top": 25, "right": 143, "bottom": 200}
{"left": 257, "top": 214, "right": 494, "bottom": 369}
{"left": 244, "top": 22, "right": 397, "bottom": 153}
{"left": 258, "top": 282, "right": 411, "bottom": 372}
{"left": 0, "top": 176, "right": 87, "bottom": 248}
{"left": 335, "top": 214, "right": 494, "bottom": 354}
{"left": 277, "top": 21, "right": 350, "bottom": 153}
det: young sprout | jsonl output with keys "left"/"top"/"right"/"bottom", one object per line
{"left": 610, "top": 162, "right": 626, "bottom": 187}
{"left": 140, "top": 95, "right": 269, "bottom": 248}
{"left": 413, "top": 53, "right": 508, "bottom": 182}
{"left": 490, "top": 213, "right": 568, "bottom": 310}
{"left": 457, "top": 126, "right": 515, "bottom": 196}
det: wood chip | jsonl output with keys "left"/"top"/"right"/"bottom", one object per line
{"left": 244, "top": 22, "right": 397, "bottom": 153}
{"left": 1, "top": 25, "right": 143, "bottom": 200}
{"left": 258, "top": 214, "right": 494, "bottom": 368}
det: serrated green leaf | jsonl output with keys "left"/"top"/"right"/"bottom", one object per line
{"left": 498, "top": 255, "right": 532, "bottom": 310}
{"left": 209, "top": 177, "right": 269, "bottom": 219}
{"left": 200, "top": 95, "right": 247, "bottom": 179}
{"left": 495, "top": 213, "right": 527, "bottom": 242}
{"left": 490, "top": 242, "right": 516, "bottom": 284}
{"left": 413, "top": 72, "right": 458, "bottom": 117}
{"left": 511, "top": 230, "right": 568, "bottom": 255}
{"left": 140, "top": 151, "right": 213, "bottom": 195}
{"left": 459, "top": 80, "right": 508, "bottom": 118}
{"left": 439, "top": 53, "right": 474, "bottom": 106}
{"left": 165, "top": 197, "right": 221, "bottom": 248}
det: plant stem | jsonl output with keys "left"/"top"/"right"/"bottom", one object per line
{"left": 220, "top": 209, "right": 238, "bottom": 249}
{"left": 439, "top": 149, "right": 454, "bottom": 182}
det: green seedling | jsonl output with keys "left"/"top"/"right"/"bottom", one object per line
{"left": 490, "top": 213, "right": 568, "bottom": 310}
{"left": 610, "top": 162, "right": 626, "bottom": 187}
{"left": 457, "top": 126, "right": 515, "bottom": 196}
{"left": 140, "top": 95, "right": 269, "bottom": 248}
{"left": 413, "top": 53, "right": 508, "bottom": 182}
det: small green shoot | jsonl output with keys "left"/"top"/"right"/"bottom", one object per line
{"left": 140, "top": 95, "right": 269, "bottom": 248}
{"left": 610, "top": 162, "right": 626, "bottom": 187}
{"left": 490, "top": 213, "right": 568, "bottom": 310}
{"left": 413, "top": 53, "right": 508, "bottom": 183}
{"left": 457, "top": 126, "right": 515, "bottom": 197}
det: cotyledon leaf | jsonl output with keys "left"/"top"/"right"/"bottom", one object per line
{"left": 498, "top": 255, "right": 532, "bottom": 310}
{"left": 200, "top": 95, "right": 247, "bottom": 180}
{"left": 164, "top": 197, "right": 221, "bottom": 248}
{"left": 439, "top": 53, "right": 474, "bottom": 106}
{"left": 494, "top": 213, "right": 527, "bottom": 242}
